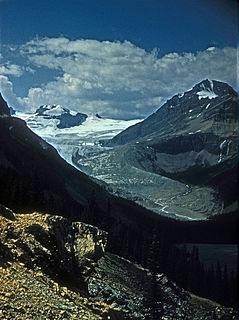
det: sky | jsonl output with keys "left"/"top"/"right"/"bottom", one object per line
{"left": 0, "top": 0, "right": 238, "bottom": 119}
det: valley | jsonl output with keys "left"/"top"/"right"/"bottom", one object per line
{"left": 1, "top": 80, "right": 238, "bottom": 318}
{"left": 18, "top": 80, "right": 237, "bottom": 221}
{"left": 1, "top": 2, "right": 238, "bottom": 318}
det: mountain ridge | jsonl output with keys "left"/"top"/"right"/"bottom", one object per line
{"left": 106, "top": 79, "right": 237, "bottom": 146}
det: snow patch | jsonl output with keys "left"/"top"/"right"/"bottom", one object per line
{"left": 226, "top": 140, "right": 232, "bottom": 156}
{"left": 218, "top": 139, "right": 230, "bottom": 163}
{"left": 209, "top": 80, "right": 214, "bottom": 91}
{"left": 189, "top": 130, "right": 201, "bottom": 135}
{"left": 42, "top": 105, "right": 67, "bottom": 116}
{"left": 196, "top": 82, "right": 218, "bottom": 100}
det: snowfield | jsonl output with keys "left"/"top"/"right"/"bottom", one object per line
{"left": 16, "top": 110, "right": 142, "bottom": 165}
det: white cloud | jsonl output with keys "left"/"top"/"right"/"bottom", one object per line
{"left": 17, "top": 37, "right": 239, "bottom": 118}
{"left": 0, "top": 75, "right": 21, "bottom": 109}
{"left": 0, "top": 62, "right": 23, "bottom": 77}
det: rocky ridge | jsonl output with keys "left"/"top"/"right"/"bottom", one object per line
{"left": 0, "top": 206, "right": 237, "bottom": 320}
{"left": 35, "top": 104, "right": 88, "bottom": 129}
{"left": 107, "top": 79, "right": 237, "bottom": 146}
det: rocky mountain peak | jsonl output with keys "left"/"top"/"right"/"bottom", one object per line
{"left": 191, "top": 79, "right": 236, "bottom": 97}
{"left": 0, "top": 93, "right": 10, "bottom": 116}
{"left": 36, "top": 104, "right": 70, "bottom": 116}
{"left": 107, "top": 80, "right": 237, "bottom": 147}
{"left": 160, "top": 79, "right": 235, "bottom": 114}
{"left": 34, "top": 104, "right": 88, "bottom": 129}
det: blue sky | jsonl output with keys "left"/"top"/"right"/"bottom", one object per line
{"left": 0, "top": 0, "right": 238, "bottom": 119}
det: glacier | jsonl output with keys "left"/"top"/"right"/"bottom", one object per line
{"left": 16, "top": 108, "right": 142, "bottom": 166}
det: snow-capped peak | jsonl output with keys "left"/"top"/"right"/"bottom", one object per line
{"left": 36, "top": 104, "right": 69, "bottom": 116}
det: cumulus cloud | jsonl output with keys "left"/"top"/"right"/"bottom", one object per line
{"left": 17, "top": 37, "right": 238, "bottom": 118}
{"left": 0, "top": 75, "right": 21, "bottom": 109}
{"left": 0, "top": 62, "right": 24, "bottom": 77}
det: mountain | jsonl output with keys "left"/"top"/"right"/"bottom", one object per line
{"left": 73, "top": 80, "right": 238, "bottom": 220}
{"left": 107, "top": 79, "right": 237, "bottom": 147}
{"left": 35, "top": 104, "right": 88, "bottom": 128}
{"left": 17, "top": 107, "right": 141, "bottom": 165}
{"left": 0, "top": 92, "right": 238, "bottom": 316}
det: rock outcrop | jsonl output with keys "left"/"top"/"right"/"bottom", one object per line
{"left": 0, "top": 208, "right": 117, "bottom": 319}
{"left": 0, "top": 207, "right": 237, "bottom": 319}
{"left": 0, "top": 209, "right": 107, "bottom": 279}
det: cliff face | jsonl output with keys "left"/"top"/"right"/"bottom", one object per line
{"left": 0, "top": 206, "right": 237, "bottom": 320}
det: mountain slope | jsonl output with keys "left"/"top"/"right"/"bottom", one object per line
{"left": 107, "top": 79, "right": 237, "bottom": 146}
{"left": 1, "top": 209, "right": 237, "bottom": 319}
